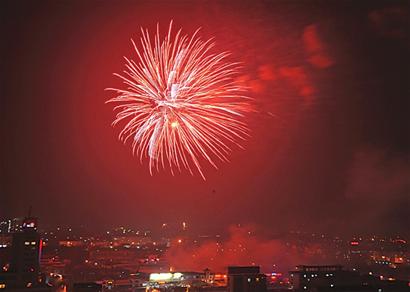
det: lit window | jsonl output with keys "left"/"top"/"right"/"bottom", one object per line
{"left": 31, "top": 241, "right": 36, "bottom": 245}
{"left": 0, "top": 284, "right": 5, "bottom": 289}
{"left": 24, "top": 242, "right": 30, "bottom": 245}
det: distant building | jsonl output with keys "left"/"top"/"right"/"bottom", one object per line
{"left": 289, "top": 265, "right": 409, "bottom": 291}
{"left": 58, "top": 240, "right": 84, "bottom": 247}
{"left": 0, "top": 218, "right": 23, "bottom": 234}
{"left": 289, "top": 265, "right": 360, "bottom": 290}
{"left": 227, "top": 266, "right": 267, "bottom": 292}
{"left": 72, "top": 282, "right": 102, "bottom": 292}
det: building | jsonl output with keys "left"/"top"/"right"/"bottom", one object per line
{"left": 72, "top": 282, "right": 102, "bottom": 292}
{"left": 227, "top": 266, "right": 267, "bottom": 292}
{"left": 289, "top": 265, "right": 409, "bottom": 291}
{"left": 10, "top": 216, "right": 42, "bottom": 286}
{"left": 0, "top": 218, "right": 24, "bottom": 234}
{"left": 289, "top": 265, "right": 361, "bottom": 290}
{"left": 0, "top": 216, "right": 43, "bottom": 290}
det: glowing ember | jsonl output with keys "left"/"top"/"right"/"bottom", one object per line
{"left": 107, "top": 21, "right": 250, "bottom": 179}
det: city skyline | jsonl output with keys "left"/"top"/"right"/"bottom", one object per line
{"left": 0, "top": 214, "right": 408, "bottom": 291}
{"left": 1, "top": 0, "right": 409, "bottom": 237}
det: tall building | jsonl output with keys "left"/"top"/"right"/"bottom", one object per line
{"left": 227, "top": 266, "right": 267, "bottom": 292}
{"left": 8, "top": 216, "right": 42, "bottom": 288}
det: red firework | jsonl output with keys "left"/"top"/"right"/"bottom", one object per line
{"left": 107, "top": 21, "right": 250, "bottom": 179}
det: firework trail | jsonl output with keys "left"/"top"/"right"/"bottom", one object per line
{"left": 107, "top": 21, "right": 250, "bottom": 179}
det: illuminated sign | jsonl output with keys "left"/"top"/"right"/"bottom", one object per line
{"left": 149, "top": 273, "right": 183, "bottom": 282}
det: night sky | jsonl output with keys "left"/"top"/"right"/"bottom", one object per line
{"left": 1, "top": 0, "right": 409, "bottom": 235}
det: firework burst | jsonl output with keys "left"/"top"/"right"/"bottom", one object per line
{"left": 107, "top": 21, "right": 250, "bottom": 179}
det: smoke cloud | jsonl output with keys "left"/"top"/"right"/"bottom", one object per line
{"left": 165, "top": 225, "right": 333, "bottom": 273}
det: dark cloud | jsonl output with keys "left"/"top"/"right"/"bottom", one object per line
{"left": 343, "top": 148, "right": 410, "bottom": 233}
{"left": 346, "top": 149, "right": 410, "bottom": 199}
{"left": 368, "top": 5, "right": 409, "bottom": 39}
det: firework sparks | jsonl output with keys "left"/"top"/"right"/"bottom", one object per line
{"left": 107, "top": 21, "right": 250, "bottom": 179}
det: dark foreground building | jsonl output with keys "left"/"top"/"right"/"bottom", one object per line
{"left": 10, "top": 217, "right": 41, "bottom": 286}
{"left": 0, "top": 216, "right": 49, "bottom": 290}
{"left": 227, "top": 266, "right": 267, "bottom": 292}
{"left": 289, "top": 265, "right": 409, "bottom": 292}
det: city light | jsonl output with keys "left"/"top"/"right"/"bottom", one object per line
{"left": 149, "top": 273, "right": 183, "bottom": 282}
